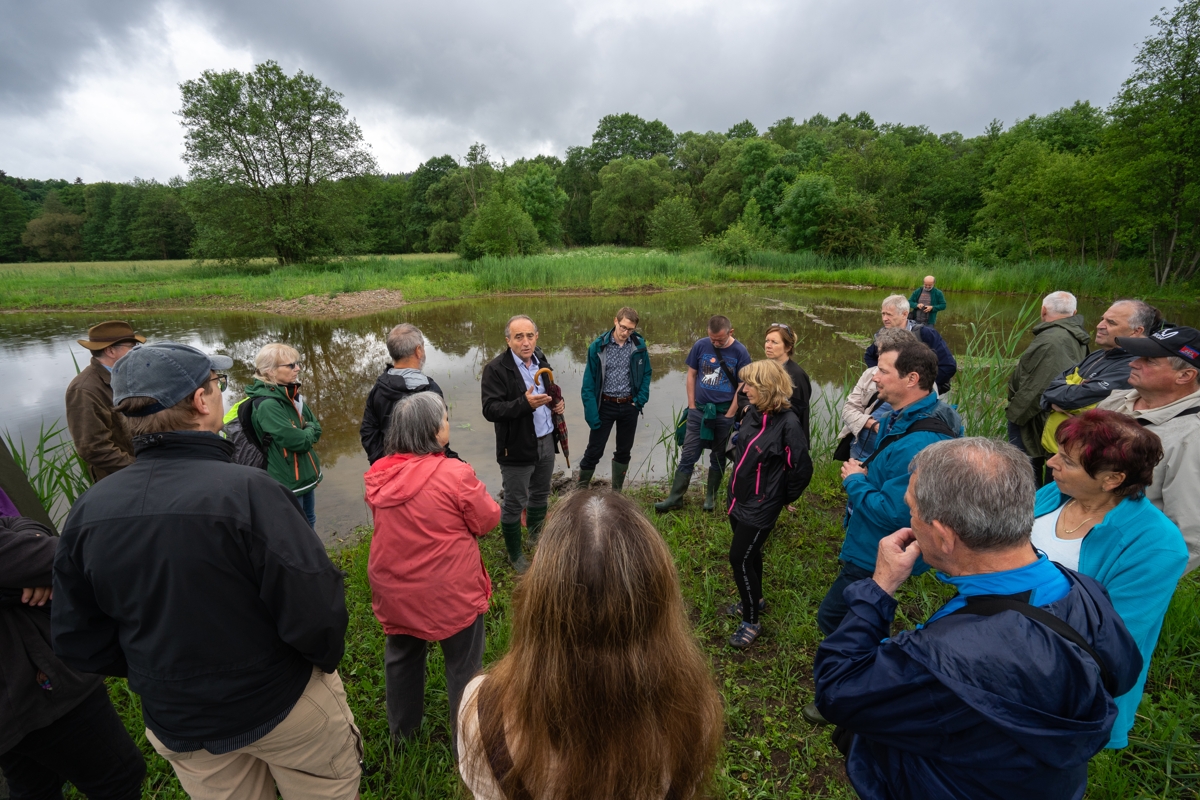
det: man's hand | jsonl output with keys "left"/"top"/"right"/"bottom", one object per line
{"left": 551, "top": 399, "right": 565, "bottom": 415}
{"left": 525, "top": 386, "right": 552, "bottom": 409}
{"left": 21, "top": 586, "right": 52, "bottom": 606}
{"left": 841, "top": 459, "right": 867, "bottom": 480}
{"left": 866, "top": 418, "right": 879, "bottom": 432}
{"left": 873, "top": 528, "right": 921, "bottom": 596}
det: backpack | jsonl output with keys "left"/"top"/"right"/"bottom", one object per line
{"left": 224, "top": 396, "right": 272, "bottom": 469}
{"left": 862, "top": 414, "right": 959, "bottom": 467}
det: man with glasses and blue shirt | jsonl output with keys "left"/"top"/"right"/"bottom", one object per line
{"left": 578, "top": 307, "right": 651, "bottom": 493}
{"left": 65, "top": 320, "right": 145, "bottom": 482}
{"left": 481, "top": 315, "right": 567, "bottom": 573}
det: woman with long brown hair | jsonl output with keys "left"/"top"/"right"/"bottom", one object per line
{"left": 456, "top": 490, "right": 724, "bottom": 800}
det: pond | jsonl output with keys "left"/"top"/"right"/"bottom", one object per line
{"left": 4, "top": 287, "right": 1198, "bottom": 542}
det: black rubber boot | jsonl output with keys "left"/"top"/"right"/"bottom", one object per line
{"left": 501, "top": 521, "right": 528, "bottom": 573}
{"left": 654, "top": 470, "right": 691, "bottom": 513}
{"left": 576, "top": 469, "right": 595, "bottom": 489}
{"left": 525, "top": 505, "right": 548, "bottom": 544}
{"left": 610, "top": 460, "right": 629, "bottom": 493}
{"left": 703, "top": 468, "right": 724, "bottom": 512}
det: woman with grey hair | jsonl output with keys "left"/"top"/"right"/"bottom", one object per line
{"left": 364, "top": 391, "right": 501, "bottom": 745}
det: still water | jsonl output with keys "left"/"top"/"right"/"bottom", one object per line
{"left": 4, "top": 287, "right": 1197, "bottom": 542}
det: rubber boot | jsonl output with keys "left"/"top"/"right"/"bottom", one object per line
{"left": 703, "top": 468, "right": 724, "bottom": 512}
{"left": 576, "top": 469, "right": 595, "bottom": 489}
{"left": 502, "top": 521, "right": 528, "bottom": 573}
{"left": 610, "top": 460, "right": 629, "bottom": 493}
{"left": 525, "top": 505, "right": 548, "bottom": 545}
{"left": 654, "top": 470, "right": 691, "bottom": 513}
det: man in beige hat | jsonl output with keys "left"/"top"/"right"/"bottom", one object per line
{"left": 65, "top": 321, "right": 145, "bottom": 482}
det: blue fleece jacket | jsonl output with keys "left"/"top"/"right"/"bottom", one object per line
{"left": 841, "top": 392, "right": 961, "bottom": 573}
{"left": 1034, "top": 484, "right": 1188, "bottom": 748}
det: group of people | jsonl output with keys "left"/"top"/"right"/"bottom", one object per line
{"left": 1, "top": 275, "right": 1198, "bottom": 800}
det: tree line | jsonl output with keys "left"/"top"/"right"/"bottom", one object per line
{"left": 1, "top": 0, "right": 1196, "bottom": 285}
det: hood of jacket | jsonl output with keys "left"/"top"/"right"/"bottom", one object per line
{"left": 1033, "top": 314, "right": 1090, "bottom": 346}
{"left": 373, "top": 366, "right": 432, "bottom": 400}
{"left": 244, "top": 379, "right": 299, "bottom": 404}
{"left": 364, "top": 452, "right": 447, "bottom": 508}
{"left": 888, "top": 391, "right": 963, "bottom": 437}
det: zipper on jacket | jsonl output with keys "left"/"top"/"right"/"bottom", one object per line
{"left": 730, "top": 412, "right": 769, "bottom": 498}
{"left": 755, "top": 464, "right": 761, "bottom": 495}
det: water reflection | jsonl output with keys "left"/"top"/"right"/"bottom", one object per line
{"left": 3, "top": 288, "right": 1196, "bottom": 542}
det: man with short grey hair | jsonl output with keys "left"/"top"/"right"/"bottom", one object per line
{"left": 811, "top": 437, "right": 1142, "bottom": 800}
{"left": 1005, "top": 290, "right": 1089, "bottom": 481}
{"left": 864, "top": 295, "right": 957, "bottom": 394}
{"left": 361, "top": 322, "right": 454, "bottom": 464}
{"left": 481, "top": 314, "right": 565, "bottom": 572}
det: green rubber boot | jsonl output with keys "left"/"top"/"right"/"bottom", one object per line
{"left": 525, "top": 505, "right": 548, "bottom": 545}
{"left": 610, "top": 460, "right": 629, "bottom": 493}
{"left": 703, "top": 468, "right": 724, "bottom": 512}
{"left": 501, "top": 521, "right": 528, "bottom": 573}
{"left": 577, "top": 469, "right": 595, "bottom": 489}
{"left": 654, "top": 470, "right": 692, "bottom": 513}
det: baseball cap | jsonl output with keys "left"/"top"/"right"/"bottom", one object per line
{"left": 112, "top": 342, "right": 235, "bottom": 414}
{"left": 1116, "top": 326, "right": 1200, "bottom": 369}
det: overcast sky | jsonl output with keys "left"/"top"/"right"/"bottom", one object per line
{"left": 0, "top": 0, "right": 1165, "bottom": 182}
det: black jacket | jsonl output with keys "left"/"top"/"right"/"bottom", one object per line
{"left": 1040, "top": 347, "right": 1136, "bottom": 412}
{"left": 51, "top": 431, "right": 348, "bottom": 744}
{"left": 1, "top": 516, "right": 103, "bottom": 754}
{"left": 783, "top": 360, "right": 813, "bottom": 445}
{"left": 481, "top": 347, "right": 560, "bottom": 465}
{"left": 726, "top": 407, "right": 813, "bottom": 529}
{"left": 360, "top": 365, "right": 456, "bottom": 464}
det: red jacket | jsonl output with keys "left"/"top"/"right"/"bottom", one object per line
{"left": 365, "top": 452, "right": 500, "bottom": 640}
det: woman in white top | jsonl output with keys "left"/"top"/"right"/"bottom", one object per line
{"left": 456, "top": 490, "right": 723, "bottom": 800}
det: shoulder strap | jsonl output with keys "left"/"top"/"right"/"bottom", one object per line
{"left": 713, "top": 347, "right": 739, "bottom": 388}
{"left": 237, "top": 396, "right": 272, "bottom": 452}
{"left": 477, "top": 681, "right": 532, "bottom": 800}
{"left": 1136, "top": 405, "right": 1200, "bottom": 426}
{"left": 863, "top": 416, "right": 957, "bottom": 466}
{"left": 950, "top": 594, "right": 1118, "bottom": 695}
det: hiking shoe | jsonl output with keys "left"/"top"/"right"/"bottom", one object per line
{"left": 728, "top": 621, "right": 762, "bottom": 650}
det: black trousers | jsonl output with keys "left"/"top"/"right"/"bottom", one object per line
{"left": 579, "top": 400, "right": 639, "bottom": 471}
{"left": 384, "top": 613, "right": 486, "bottom": 748}
{"left": 728, "top": 517, "right": 774, "bottom": 624}
{"left": 0, "top": 686, "right": 145, "bottom": 800}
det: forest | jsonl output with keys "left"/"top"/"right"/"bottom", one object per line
{"left": 1, "top": 0, "right": 1196, "bottom": 286}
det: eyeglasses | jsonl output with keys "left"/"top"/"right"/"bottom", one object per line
{"left": 769, "top": 322, "right": 792, "bottom": 332}
{"left": 209, "top": 374, "right": 229, "bottom": 392}
{"left": 616, "top": 323, "right": 637, "bottom": 334}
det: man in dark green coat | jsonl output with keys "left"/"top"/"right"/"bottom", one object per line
{"left": 1005, "top": 291, "right": 1090, "bottom": 480}
{"left": 909, "top": 276, "right": 947, "bottom": 327}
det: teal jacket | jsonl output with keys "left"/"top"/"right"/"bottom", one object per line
{"left": 1034, "top": 485, "right": 1187, "bottom": 748}
{"left": 245, "top": 380, "right": 323, "bottom": 495}
{"left": 581, "top": 330, "right": 651, "bottom": 430}
{"left": 909, "top": 286, "right": 947, "bottom": 325}
{"left": 841, "top": 392, "right": 961, "bottom": 573}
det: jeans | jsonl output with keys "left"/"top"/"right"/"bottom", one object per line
{"left": 817, "top": 560, "right": 876, "bottom": 636}
{"left": 499, "top": 434, "right": 556, "bottom": 524}
{"left": 0, "top": 687, "right": 145, "bottom": 800}
{"left": 579, "top": 400, "right": 639, "bottom": 470}
{"left": 729, "top": 518, "right": 773, "bottom": 624}
{"left": 384, "top": 614, "right": 485, "bottom": 750}
{"left": 298, "top": 490, "right": 316, "bottom": 529}
{"left": 678, "top": 408, "right": 733, "bottom": 476}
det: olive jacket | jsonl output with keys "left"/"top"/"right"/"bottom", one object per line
{"left": 64, "top": 358, "right": 135, "bottom": 482}
{"left": 1005, "top": 315, "right": 1091, "bottom": 456}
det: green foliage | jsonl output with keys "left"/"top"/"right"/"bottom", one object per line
{"left": 881, "top": 225, "right": 923, "bottom": 264}
{"left": 588, "top": 113, "right": 676, "bottom": 167}
{"left": 726, "top": 119, "right": 758, "bottom": 139}
{"left": 3, "top": 420, "right": 91, "bottom": 528}
{"left": 458, "top": 182, "right": 542, "bottom": 260}
{"left": 647, "top": 196, "right": 702, "bottom": 252}
{"left": 590, "top": 155, "right": 676, "bottom": 246}
{"left": 921, "top": 215, "right": 960, "bottom": 259}
{"left": 0, "top": 183, "right": 30, "bottom": 261}
{"left": 22, "top": 192, "right": 85, "bottom": 261}
{"left": 179, "top": 60, "right": 376, "bottom": 264}
{"left": 777, "top": 173, "right": 837, "bottom": 250}
{"left": 515, "top": 162, "right": 568, "bottom": 245}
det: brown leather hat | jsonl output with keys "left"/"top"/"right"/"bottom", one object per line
{"left": 77, "top": 320, "right": 146, "bottom": 351}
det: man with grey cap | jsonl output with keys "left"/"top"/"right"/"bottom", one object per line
{"left": 1099, "top": 326, "right": 1200, "bottom": 573}
{"left": 64, "top": 320, "right": 145, "bottom": 482}
{"left": 52, "top": 342, "right": 361, "bottom": 800}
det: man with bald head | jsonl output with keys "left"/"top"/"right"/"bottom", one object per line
{"left": 908, "top": 275, "right": 946, "bottom": 327}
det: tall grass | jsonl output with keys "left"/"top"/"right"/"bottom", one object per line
{"left": 3, "top": 420, "right": 90, "bottom": 527}
{"left": 950, "top": 301, "right": 1041, "bottom": 437}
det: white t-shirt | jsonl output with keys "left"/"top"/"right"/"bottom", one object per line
{"left": 1030, "top": 505, "right": 1083, "bottom": 570}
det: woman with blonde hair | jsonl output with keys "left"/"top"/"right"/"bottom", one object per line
{"left": 725, "top": 360, "right": 811, "bottom": 649}
{"left": 456, "top": 490, "right": 723, "bottom": 800}
{"left": 246, "top": 343, "right": 323, "bottom": 527}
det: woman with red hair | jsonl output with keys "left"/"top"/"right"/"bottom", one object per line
{"left": 1033, "top": 409, "right": 1187, "bottom": 749}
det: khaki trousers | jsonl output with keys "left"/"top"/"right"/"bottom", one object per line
{"left": 146, "top": 668, "right": 362, "bottom": 800}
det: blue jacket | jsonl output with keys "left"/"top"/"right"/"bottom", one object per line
{"left": 840, "top": 392, "right": 961, "bottom": 573}
{"left": 814, "top": 566, "right": 1142, "bottom": 800}
{"left": 1034, "top": 485, "right": 1188, "bottom": 748}
{"left": 581, "top": 330, "right": 651, "bottom": 430}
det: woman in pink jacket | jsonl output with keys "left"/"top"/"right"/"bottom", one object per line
{"left": 365, "top": 391, "right": 501, "bottom": 745}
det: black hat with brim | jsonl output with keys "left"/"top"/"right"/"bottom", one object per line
{"left": 1116, "top": 326, "right": 1200, "bottom": 369}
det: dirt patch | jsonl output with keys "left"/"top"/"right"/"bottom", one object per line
{"left": 245, "top": 289, "right": 407, "bottom": 318}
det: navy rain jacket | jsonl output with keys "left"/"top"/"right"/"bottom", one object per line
{"left": 814, "top": 569, "right": 1142, "bottom": 800}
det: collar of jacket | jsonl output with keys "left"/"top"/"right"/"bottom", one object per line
{"left": 89, "top": 357, "right": 113, "bottom": 385}
{"left": 925, "top": 552, "right": 1070, "bottom": 626}
{"left": 1033, "top": 314, "right": 1087, "bottom": 336}
{"left": 132, "top": 430, "right": 234, "bottom": 462}
{"left": 884, "top": 390, "right": 938, "bottom": 429}
{"left": 503, "top": 346, "right": 546, "bottom": 372}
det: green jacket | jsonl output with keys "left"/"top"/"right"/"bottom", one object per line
{"left": 1005, "top": 314, "right": 1090, "bottom": 456}
{"left": 245, "top": 380, "right": 323, "bottom": 495}
{"left": 581, "top": 330, "right": 651, "bottom": 430}
{"left": 908, "top": 286, "right": 947, "bottom": 325}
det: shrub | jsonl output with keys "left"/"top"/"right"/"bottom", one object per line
{"left": 458, "top": 192, "right": 542, "bottom": 260}
{"left": 647, "top": 197, "right": 702, "bottom": 252}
